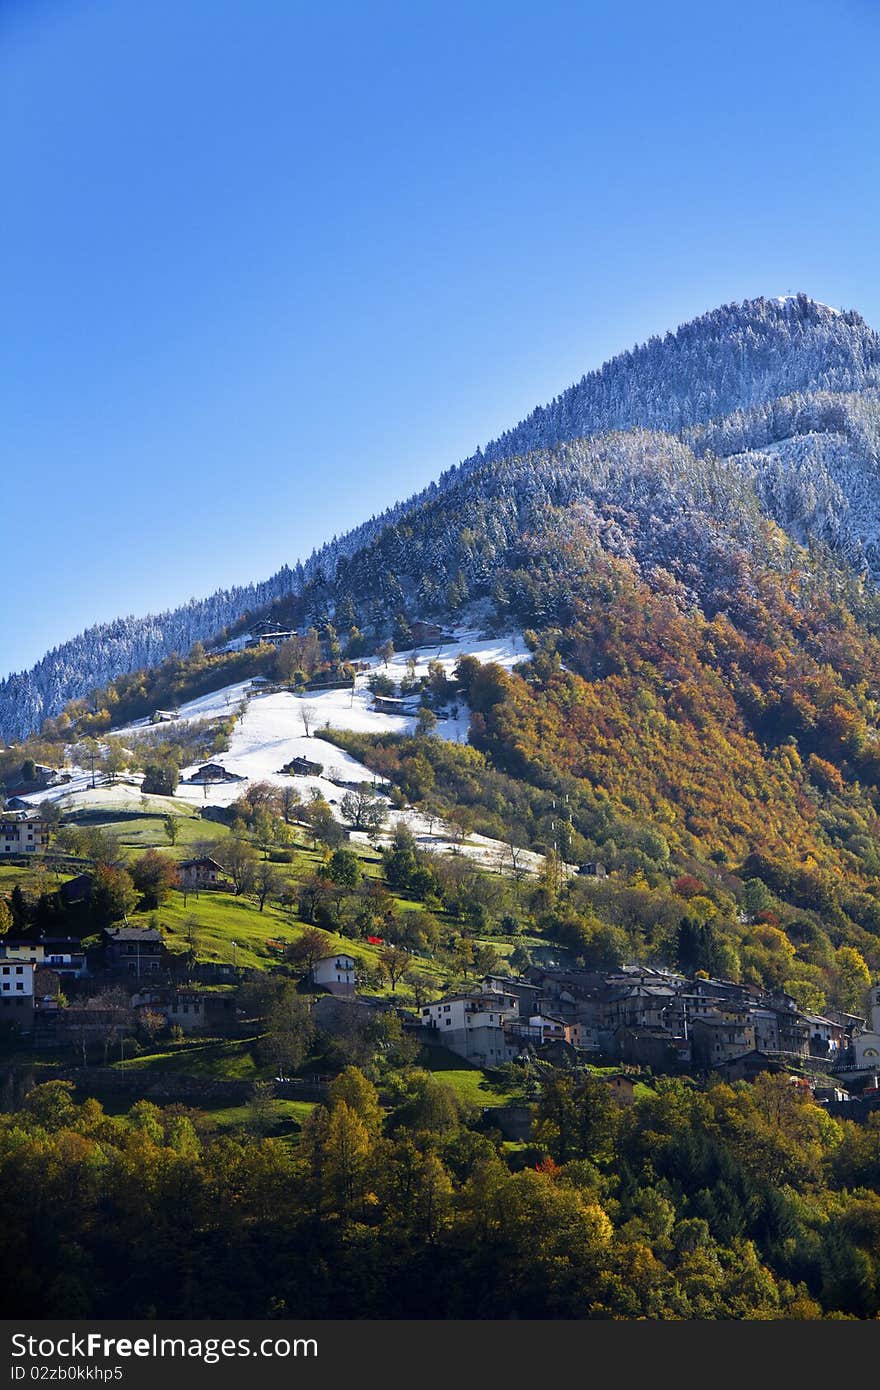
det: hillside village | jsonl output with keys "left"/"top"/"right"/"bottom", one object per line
{"left": 2, "top": 783, "right": 880, "bottom": 1130}
{"left": 2, "top": 612, "right": 880, "bottom": 1132}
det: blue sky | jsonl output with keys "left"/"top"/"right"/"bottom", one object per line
{"left": 2, "top": 0, "right": 878, "bottom": 675}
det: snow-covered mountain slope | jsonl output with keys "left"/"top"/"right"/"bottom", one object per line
{"left": 4, "top": 292, "right": 880, "bottom": 741}
{"left": 688, "top": 393, "right": 880, "bottom": 569}
{"left": 451, "top": 293, "right": 880, "bottom": 478}
{"left": 23, "top": 629, "right": 542, "bottom": 873}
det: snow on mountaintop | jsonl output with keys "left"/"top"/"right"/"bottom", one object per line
{"left": 773, "top": 294, "right": 841, "bottom": 316}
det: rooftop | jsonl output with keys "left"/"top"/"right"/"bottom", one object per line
{"left": 105, "top": 927, "right": 163, "bottom": 943}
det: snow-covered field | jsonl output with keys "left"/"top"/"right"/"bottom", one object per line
{"left": 109, "top": 678, "right": 257, "bottom": 738}
{"left": 172, "top": 627, "right": 529, "bottom": 831}
{"left": 19, "top": 626, "right": 552, "bottom": 874}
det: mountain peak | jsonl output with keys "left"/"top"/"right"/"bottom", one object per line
{"left": 769, "top": 292, "right": 842, "bottom": 316}
{"left": 459, "top": 291, "right": 879, "bottom": 482}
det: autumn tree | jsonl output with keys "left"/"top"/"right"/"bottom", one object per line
{"left": 130, "top": 850, "right": 179, "bottom": 908}
{"left": 339, "top": 785, "right": 387, "bottom": 834}
{"left": 380, "top": 945, "right": 413, "bottom": 991}
{"left": 254, "top": 861, "right": 284, "bottom": 912}
{"left": 91, "top": 864, "right": 138, "bottom": 926}
{"left": 836, "top": 946, "right": 871, "bottom": 1013}
{"left": 327, "top": 1066, "right": 383, "bottom": 1134}
{"left": 262, "top": 986, "right": 314, "bottom": 1077}
{"left": 222, "top": 839, "right": 258, "bottom": 896}
{"left": 280, "top": 785, "right": 302, "bottom": 824}
{"left": 285, "top": 927, "right": 333, "bottom": 973}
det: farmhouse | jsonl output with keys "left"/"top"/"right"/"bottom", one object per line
{"left": 282, "top": 755, "right": 324, "bottom": 777}
{"left": 0, "top": 940, "right": 44, "bottom": 965}
{"left": 186, "top": 763, "right": 243, "bottom": 785}
{"left": 690, "top": 1014, "right": 757, "bottom": 1068}
{"left": 480, "top": 974, "right": 542, "bottom": 1017}
{"left": 715, "top": 1051, "right": 787, "bottom": 1084}
{"left": 246, "top": 623, "right": 297, "bottom": 647}
{"left": 59, "top": 874, "right": 93, "bottom": 906}
{"left": 420, "top": 987, "right": 524, "bottom": 1065}
{"left": 3, "top": 765, "right": 67, "bottom": 799}
{"left": 409, "top": 619, "right": 449, "bottom": 645}
{"left": 178, "top": 856, "right": 227, "bottom": 891}
{"left": 606, "top": 1074, "right": 638, "bottom": 1104}
{"left": 134, "top": 987, "right": 236, "bottom": 1033}
{"left": 614, "top": 1025, "right": 692, "bottom": 1071}
{"left": 372, "top": 694, "right": 417, "bottom": 715}
{"left": 42, "top": 939, "right": 88, "bottom": 979}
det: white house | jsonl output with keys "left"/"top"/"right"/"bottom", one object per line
{"left": 0, "top": 959, "right": 35, "bottom": 1002}
{"left": 852, "top": 985, "right": 880, "bottom": 1068}
{"left": 421, "top": 988, "right": 519, "bottom": 1035}
{"left": 526, "top": 1013, "right": 571, "bottom": 1044}
{"left": 311, "top": 953, "right": 356, "bottom": 997}
{"left": 0, "top": 958, "right": 35, "bottom": 1030}
{"left": 420, "top": 987, "right": 522, "bottom": 1065}
{"left": 0, "top": 816, "right": 50, "bottom": 855}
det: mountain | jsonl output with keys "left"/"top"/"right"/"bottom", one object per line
{"left": 4, "top": 291, "right": 880, "bottom": 743}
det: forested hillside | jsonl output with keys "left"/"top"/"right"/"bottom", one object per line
{"left": 2, "top": 1072, "right": 878, "bottom": 1319}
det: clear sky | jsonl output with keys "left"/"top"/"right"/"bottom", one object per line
{"left": 2, "top": 0, "right": 879, "bottom": 676}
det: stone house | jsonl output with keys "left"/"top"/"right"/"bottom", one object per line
{"left": 103, "top": 926, "right": 165, "bottom": 977}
